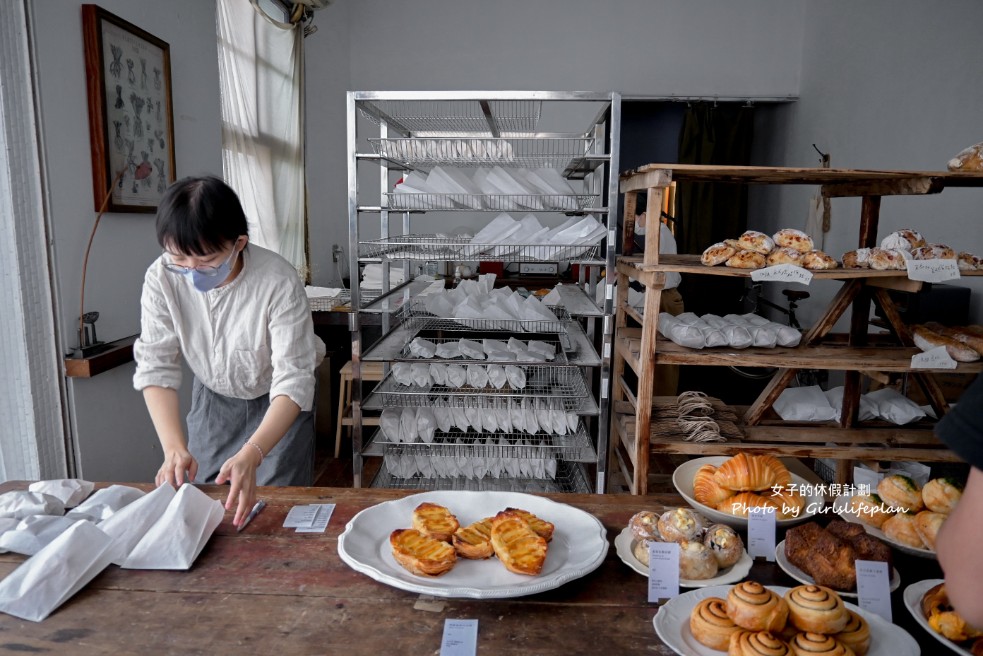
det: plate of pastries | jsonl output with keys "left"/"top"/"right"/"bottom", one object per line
{"left": 615, "top": 507, "right": 752, "bottom": 587}
{"left": 673, "top": 454, "right": 824, "bottom": 528}
{"left": 834, "top": 474, "right": 963, "bottom": 558}
{"left": 841, "top": 228, "right": 983, "bottom": 272}
{"left": 337, "top": 490, "right": 608, "bottom": 598}
{"left": 905, "top": 579, "right": 983, "bottom": 656}
{"left": 701, "top": 229, "right": 839, "bottom": 270}
{"left": 776, "top": 520, "right": 900, "bottom": 597}
{"left": 653, "top": 581, "right": 918, "bottom": 655}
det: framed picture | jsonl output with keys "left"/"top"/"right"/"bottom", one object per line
{"left": 82, "top": 4, "right": 175, "bottom": 212}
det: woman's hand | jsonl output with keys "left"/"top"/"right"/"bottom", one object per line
{"left": 156, "top": 448, "right": 198, "bottom": 488}
{"left": 215, "top": 445, "right": 262, "bottom": 527}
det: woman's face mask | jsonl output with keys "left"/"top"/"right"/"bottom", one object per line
{"left": 163, "top": 237, "right": 244, "bottom": 292}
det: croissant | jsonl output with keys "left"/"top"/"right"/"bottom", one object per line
{"left": 713, "top": 453, "right": 777, "bottom": 492}
{"left": 716, "top": 492, "right": 781, "bottom": 518}
{"left": 758, "top": 454, "right": 792, "bottom": 488}
{"left": 693, "top": 464, "right": 736, "bottom": 506}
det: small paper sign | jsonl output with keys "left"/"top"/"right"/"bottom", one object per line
{"left": 647, "top": 541, "right": 680, "bottom": 602}
{"left": 906, "top": 259, "right": 960, "bottom": 283}
{"left": 911, "top": 346, "right": 958, "bottom": 370}
{"left": 283, "top": 505, "right": 320, "bottom": 528}
{"left": 294, "top": 504, "right": 335, "bottom": 533}
{"left": 747, "top": 506, "right": 777, "bottom": 561}
{"left": 856, "top": 560, "right": 892, "bottom": 622}
{"left": 750, "top": 264, "right": 814, "bottom": 285}
{"left": 440, "top": 619, "right": 478, "bottom": 656}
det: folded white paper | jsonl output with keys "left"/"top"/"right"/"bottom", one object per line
{"left": 0, "top": 491, "right": 65, "bottom": 519}
{"left": 67, "top": 485, "right": 144, "bottom": 522}
{"left": 0, "top": 520, "right": 114, "bottom": 622}
{"left": 28, "top": 480, "right": 94, "bottom": 508}
{"left": 121, "top": 484, "right": 224, "bottom": 570}
{"left": 97, "top": 483, "right": 176, "bottom": 566}
{"left": 0, "top": 515, "right": 87, "bottom": 556}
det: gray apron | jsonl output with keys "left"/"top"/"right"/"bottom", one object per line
{"left": 187, "top": 377, "right": 314, "bottom": 486}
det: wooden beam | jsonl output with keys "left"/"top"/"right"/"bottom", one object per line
{"left": 619, "top": 169, "right": 672, "bottom": 193}
{"left": 802, "top": 279, "right": 861, "bottom": 345}
{"left": 744, "top": 369, "right": 798, "bottom": 426}
{"left": 821, "top": 177, "right": 944, "bottom": 198}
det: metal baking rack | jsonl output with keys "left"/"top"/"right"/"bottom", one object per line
{"left": 398, "top": 302, "right": 573, "bottom": 335}
{"left": 358, "top": 235, "right": 602, "bottom": 263}
{"left": 385, "top": 192, "right": 598, "bottom": 213}
{"left": 357, "top": 98, "right": 542, "bottom": 136}
{"left": 368, "top": 137, "right": 600, "bottom": 172}
{"left": 362, "top": 421, "right": 597, "bottom": 462}
{"left": 370, "top": 459, "right": 592, "bottom": 493}
{"left": 397, "top": 334, "right": 569, "bottom": 364}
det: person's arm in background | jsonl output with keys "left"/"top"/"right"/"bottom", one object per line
{"left": 936, "top": 465, "right": 983, "bottom": 627}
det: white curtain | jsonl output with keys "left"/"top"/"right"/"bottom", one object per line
{"left": 216, "top": 0, "right": 306, "bottom": 274}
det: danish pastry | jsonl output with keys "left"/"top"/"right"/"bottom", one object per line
{"left": 774, "top": 228, "right": 814, "bottom": 253}
{"left": 657, "top": 507, "right": 707, "bottom": 543}
{"left": 490, "top": 514, "right": 548, "bottom": 576}
{"left": 877, "top": 474, "right": 924, "bottom": 512}
{"left": 922, "top": 582, "right": 983, "bottom": 641}
{"left": 694, "top": 464, "right": 736, "bottom": 506}
{"left": 728, "top": 630, "right": 790, "bottom": 656}
{"left": 390, "top": 528, "right": 457, "bottom": 577}
{"left": 784, "top": 585, "right": 849, "bottom": 634}
{"left": 501, "top": 507, "right": 554, "bottom": 542}
{"left": 704, "top": 523, "right": 744, "bottom": 568}
{"left": 703, "top": 241, "right": 738, "bottom": 266}
{"left": 726, "top": 250, "right": 767, "bottom": 269}
{"left": 766, "top": 246, "right": 804, "bottom": 267}
{"left": 412, "top": 502, "right": 460, "bottom": 542}
{"left": 881, "top": 512, "right": 926, "bottom": 549}
{"left": 921, "top": 477, "right": 963, "bottom": 514}
{"left": 452, "top": 518, "right": 495, "bottom": 560}
{"left": 835, "top": 610, "right": 870, "bottom": 656}
{"left": 738, "top": 230, "right": 777, "bottom": 255}
{"left": 689, "top": 596, "right": 740, "bottom": 651}
{"left": 726, "top": 581, "right": 790, "bottom": 632}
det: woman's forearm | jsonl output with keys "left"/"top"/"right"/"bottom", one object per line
{"left": 143, "top": 386, "right": 186, "bottom": 451}
{"left": 936, "top": 466, "right": 983, "bottom": 627}
{"left": 245, "top": 394, "right": 301, "bottom": 457}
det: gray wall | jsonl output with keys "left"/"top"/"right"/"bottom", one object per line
{"left": 32, "top": 0, "right": 221, "bottom": 481}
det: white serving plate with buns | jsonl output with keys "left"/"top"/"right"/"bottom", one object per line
{"left": 672, "top": 456, "right": 825, "bottom": 528}
{"left": 903, "top": 578, "right": 974, "bottom": 656}
{"left": 338, "top": 490, "right": 608, "bottom": 599}
{"left": 834, "top": 494, "right": 937, "bottom": 559}
{"left": 613, "top": 527, "right": 752, "bottom": 588}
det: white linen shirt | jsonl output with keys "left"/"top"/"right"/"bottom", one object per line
{"left": 133, "top": 244, "right": 326, "bottom": 411}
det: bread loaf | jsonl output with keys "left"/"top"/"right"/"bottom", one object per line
{"left": 766, "top": 246, "right": 804, "bottom": 266}
{"left": 880, "top": 229, "right": 926, "bottom": 251}
{"left": 948, "top": 141, "right": 983, "bottom": 172}
{"left": 958, "top": 252, "right": 983, "bottom": 270}
{"left": 725, "top": 250, "right": 766, "bottom": 269}
{"left": 802, "top": 249, "right": 838, "bottom": 270}
{"left": 842, "top": 248, "right": 872, "bottom": 268}
{"left": 737, "top": 230, "right": 776, "bottom": 255}
{"left": 911, "top": 245, "right": 956, "bottom": 260}
{"left": 923, "top": 322, "right": 983, "bottom": 356}
{"left": 913, "top": 325, "right": 981, "bottom": 362}
{"left": 702, "top": 242, "right": 737, "bottom": 266}
{"left": 869, "top": 247, "right": 908, "bottom": 270}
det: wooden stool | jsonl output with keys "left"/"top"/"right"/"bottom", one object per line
{"left": 335, "top": 361, "right": 385, "bottom": 457}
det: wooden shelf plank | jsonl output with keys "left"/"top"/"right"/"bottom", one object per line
{"left": 614, "top": 329, "right": 642, "bottom": 376}
{"left": 64, "top": 335, "right": 138, "bottom": 378}
{"left": 654, "top": 340, "right": 983, "bottom": 373}
{"left": 620, "top": 164, "right": 983, "bottom": 188}
{"left": 621, "top": 254, "right": 983, "bottom": 278}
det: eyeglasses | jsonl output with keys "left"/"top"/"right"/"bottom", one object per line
{"left": 162, "top": 238, "right": 243, "bottom": 276}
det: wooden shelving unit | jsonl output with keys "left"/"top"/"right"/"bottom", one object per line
{"left": 611, "top": 164, "right": 983, "bottom": 494}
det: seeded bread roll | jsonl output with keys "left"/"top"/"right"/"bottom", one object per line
{"left": 725, "top": 250, "right": 767, "bottom": 269}
{"left": 774, "top": 228, "right": 814, "bottom": 253}
{"left": 702, "top": 242, "right": 738, "bottom": 266}
{"left": 766, "top": 246, "right": 804, "bottom": 266}
{"left": 738, "top": 230, "right": 776, "bottom": 255}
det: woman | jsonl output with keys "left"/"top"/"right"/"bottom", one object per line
{"left": 133, "top": 176, "right": 325, "bottom": 527}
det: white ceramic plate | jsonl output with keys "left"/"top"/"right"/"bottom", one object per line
{"left": 672, "top": 456, "right": 825, "bottom": 528}
{"left": 613, "top": 527, "right": 752, "bottom": 588}
{"left": 653, "top": 584, "right": 919, "bottom": 656}
{"left": 774, "top": 539, "right": 900, "bottom": 598}
{"left": 833, "top": 494, "right": 937, "bottom": 559}
{"left": 337, "top": 490, "right": 608, "bottom": 599}
{"left": 904, "top": 578, "right": 973, "bottom": 656}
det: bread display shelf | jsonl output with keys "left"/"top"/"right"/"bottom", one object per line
{"left": 611, "top": 164, "right": 983, "bottom": 494}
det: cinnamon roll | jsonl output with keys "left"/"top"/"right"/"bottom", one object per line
{"left": 784, "top": 585, "right": 849, "bottom": 634}
{"left": 728, "top": 630, "right": 790, "bottom": 656}
{"left": 726, "top": 581, "right": 790, "bottom": 632}
{"left": 787, "top": 632, "right": 855, "bottom": 656}
{"left": 689, "top": 596, "right": 740, "bottom": 650}
{"left": 835, "top": 610, "right": 870, "bottom": 656}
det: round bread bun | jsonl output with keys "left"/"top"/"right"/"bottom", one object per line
{"left": 922, "top": 477, "right": 963, "bottom": 514}
{"left": 738, "top": 230, "right": 776, "bottom": 255}
{"left": 784, "top": 584, "right": 849, "bottom": 634}
{"left": 836, "top": 610, "right": 871, "bottom": 656}
{"left": 766, "top": 247, "right": 804, "bottom": 267}
{"left": 704, "top": 523, "right": 744, "bottom": 568}
{"left": 773, "top": 228, "right": 814, "bottom": 253}
{"left": 958, "top": 252, "right": 983, "bottom": 271}
{"left": 726, "top": 581, "right": 789, "bottom": 632}
{"left": 725, "top": 250, "right": 767, "bottom": 269}
{"left": 914, "top": 510, "right": 946, "bottom": 550}
{"left": 880, "top": 228, "right": 926, "bottom": 252}
{"left": 929, "top": 243, "right": 957, "bottom": 260}
{"left": 802, "top": 250, "right": 838, "bottom": 270}
{"left": 877, "top": 474, "right": 924, "bottom": 512}
{"left": 881, "top": 512, "right": 926, "bottom": 549}
{"left": 702, "top": 242, "right": 738, "bottom": 266}
{"left": 842, "top": 248, "right": 872, "bottom": 269}
{"left": 868, "top": 247, "right": 908, "bottom": 271}
{"left": 628, "top": 510, "right": 660, "bottom": 541}
{"left": 678, "top": 539, "right": 719, "bottom": 580}
{"left": 948, "top": 141, "right": 983, "bottom": 172}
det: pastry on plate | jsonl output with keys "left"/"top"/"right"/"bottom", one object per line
{"left": 694, "top": 464, "right": 736, "bottom": 506}
{"left": 704, "top": 523, "right": 744, "bottom": 568}
{"left": 766, "top": 486, "right": 805, "bottom": 520}
{"left": 738, "top": 230, "right": 776, "bottom": 255}
{"left": 881, "top": 512, "right": 926, "bottom": 549}
{"left": 501, "top": 507, "right": 554, "bottom": 542}
{"left": 714, "top": 453, "right": 778, "bottom": 492}
{"left": 877, "top": 474, "right": 924, "bottom": 512}
{"left": 726, "top": 581, "right": 790, "bottom": 632}
{"left": 922, "top": 582, "right": 983, "bottom": 642}
{"left": 835, "top": 610, "right": 870, "bottom": 656}
{"left": 689, "top": 596, "right": 740, "bottom": 651}
{"left": 678, "top": 539, "right": 719, "bottom": 580}
{"left": 922, "top": 477, "right": 963, "bottom": 514}
{"left": 774, "top": 228, "right": 815, "bottom": 253}
{"left": 702, "top": 241, "right": 738, "bottom": 266}
{"left": 657, "top": 507, "right": 707, "bottom": 543}
{"left": 914, "top": 510, "right": 946, "bottom": 550}
{"left": 784, "top": 584, "right": 849, "bottom": 634}
{"left": 627, "top": 510, "right": 660, "bottom": 542}
{"left": 717, "top": 492, "right": 781, "bottom": 518}
{"left": 725, "top": 250, "right": 767, "bottom": 269}
{"left": 452, "top": 518, "right": 494, "bottom": 560}
{"left": 490, "top": 513, "right": 547, "bottom": 576}
{"left": 786, "top": 631, "right": 854, "bottom": 656}
{"left": 848, "top": 493, "right": 894, "bottom": 529}
{"left": 390, "top": 528, "right": 457, "bottom": 577}
{"left": 728, "top": 629, "right": 790, "bottom": 656}
{"left": 411, "top": 502, "right": 460, "bottom": 542}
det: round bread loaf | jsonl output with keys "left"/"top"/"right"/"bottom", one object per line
{"left": 702, "top": 242, "right": 737, "bottom": 266}
{"left": 766, "top": 246, "right": 804, "bottom": 266}
{"left": 880, "top": 228, "right": 926, "bottom": 251}
{"left": 802, "top": 250, "right": 838, "bottom": 270}
{"left": 773, "top": 228, "right": 814, "bottom": 253}
{"left": 958, "top": 252, "right": 982, "bottom": 270}
{"left": 842, "top": 248, "right": 872, "bottom": 268}
{"left": 868, "top": 247, "right": 908, "bottom": 270}
{"left": 948, "top": 141, "right": 983, "bottom": 171}
{"left": 738, "top": 230, "right": 776, "bottom": 255}
{"left": 725, "top": 250, "right": 766, "bottom": 269}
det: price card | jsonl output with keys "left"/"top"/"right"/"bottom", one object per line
{"left": 911, "top": 346, "right": 957, "bottom": 370}
{"left": 906, "top": 259, "right": 960, "bottom": 282}
{"left": 747, "top": 506, "right": 777, "bottom": 561}
{"left": 855, "top": 560, "right": 892, "bottom": 622}
{"left": 283, "top": 505, "right": 319, "bottom": 528}
{"left": 295, "top": 504, "right": 335, "bottom": 533}
{"left": 750, "top": 264, "right": 814, "bottom": 285}
{"left": 440, "top": 619, "right": 478, "bottom": 656}
{"left": 647, "top": 541, "right": 680, "bottom": 602}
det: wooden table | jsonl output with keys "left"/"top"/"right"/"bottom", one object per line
{"left": 0, "top": 483, "right": 941, "bottom": 654}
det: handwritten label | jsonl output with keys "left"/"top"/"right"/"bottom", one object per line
{"left": 283, "top": 505, "right": 320, "bottom": 528}
{"left": 294, "top": 504, "right": 335, "bottom": 533}
{"left": 856, "top": 560, "right": 892, "bottom": 622}
{"left": 440, "top": 619, "right": 478, "bottom": 656}
{"left": 906, "top": 259, "right": 960, "bottom": 283}
{"left": 911, "top": 346, "right": 957, "bottom": 370}
{"left": 750, "top": 264, "right": 814, "bottom": 285}
{"left": 748, "top": 506, "right": 777, "bottom": 561}
{"left": 647, "top": 541, "right": 680, "bottom": 602}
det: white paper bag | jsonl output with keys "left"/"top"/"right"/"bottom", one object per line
{"left": 97, "top": 483, "right": 177, "bottom": 566}
{"left": 865, "top": 388, "right": 927, "bottom": 425}
{"left": 67, "top": 485, "right": 144, "bottom": 522}
{"left": 0, "top": 516, "right": 87, "bottom": 557}
{"left": 0, "top": 492, "right": 65, "bottom": 520}
{"left": 380, "top": 408, "right": 401, "bottom": 442}
{"left": 0, "top": 520, "right": 114, "bottom": 622}
{"left": 121, "top": 484, "right": 224, "bottom": 570}
{"left": 824, "top": 386, "right": 877, "bottom": 421}
{"left": 28, "top": 480, "right": 95, "bottom": 508}
{"left": 773, "top": 386, "right": 838, "bottom": 422}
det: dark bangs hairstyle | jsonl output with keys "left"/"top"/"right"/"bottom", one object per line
{"left": 155, "top": 175, "right": 249, "bottom": 256}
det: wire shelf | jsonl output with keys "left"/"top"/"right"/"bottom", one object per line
{"left": 369, "top": 137, "right": 597, "bottom": 169}
{"left": 307, "top": 289, "right": 350, "bottom": 312}
{"left": 384, "top": 192, "right": 597, "bottom": 212}
{"left": 396, "top": 334, "right": 569, "bottom": 364}
{"left": 364, "top": 421, "right": 597, "bottom": 462}
{"left": 370, "top": 459, "right": 592, "bottom": 493}
{"left": 358, "top": 100, "right": 542, "bottom": 136}
{"left": 398, "top": 302, "right": 572, "bottom": 334}
{"left": 363, "top": 366, "right": 594, "bottom": 412}
{"left": 358, "top": 235, "right": 602, "bottom": 263}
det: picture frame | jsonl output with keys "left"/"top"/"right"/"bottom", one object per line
{"left": 82, "top": 4, "right": 175, "bottom": 213}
